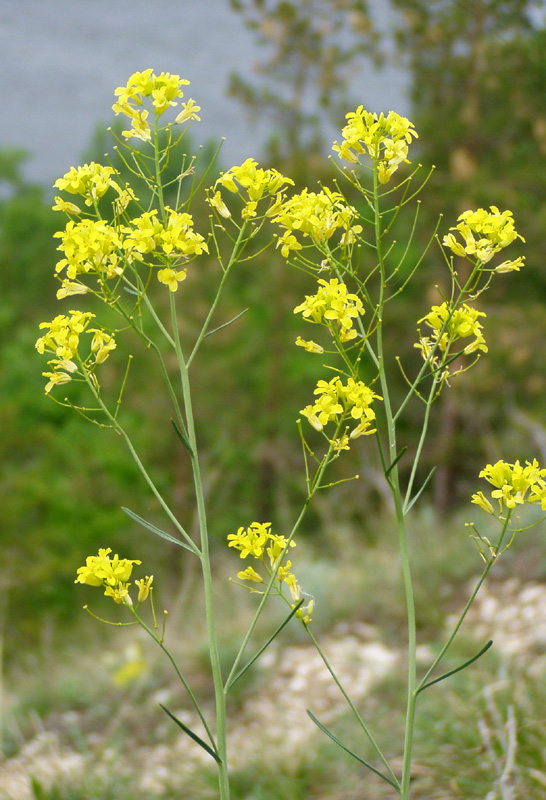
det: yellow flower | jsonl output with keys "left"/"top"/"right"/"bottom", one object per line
{"left": 54, "top": 163, "right": 118, "bottom": 206}
{"left": 416, "top": 302, "right": 488, "bottom": 361}
{"left": 301, "top": 375, "right": 381, "bottom": 438}
{"left": 294, "top": 278, "right": 364, "bottom": 343}
{"left": 474, "top": 459, "right": 546, "bottom": 513}
{"left": 237, "top": 566, "right": 264, "bottom": 583}
{"left": 227, "top": 522, "right": 272, "bottom": 558}
{"left": 207, "top": 190, "right": 231, "bottom": 219}
{"left": 272, "top": 187, "right": 361, "bottom": 255}
{"left": 76, "top": 548, "right": 142, "bottom": 606}
{"left": 332, "top": 107, "right": 417, "bottom": 182}
{"left": 56, "top": 280, "right": 88, "bottom": 300}
{"left": 90, "top": 329, "right": 117, "bottom": 364}
{"left": 175, "top": 99, "right": 201, "bottom": 123}
{"left": 54, "top": 219, "right": 124, "bottom": 280}
{"left": 295, "top": 336, "right": 324, "bottom": 354}
{"left": 470, "top": 491, "right": 494, "bottom": 515}
{"left": 135, "top": 575, "right": 154, "bottom": 602}
{"left": 36, "top": 310, "right": 95, "bottom": 360}
{"left": 113, "top": 69, "right": 189, "bottom": 121}
{"left": 216, "top": 158, "right": 294, "bottom": 201}
{"left": 443, "top": 206, "right": 524, "bottom": 265}
{"left": 157, "top": 267, "right": 187, "bottom": 292}
{"left": 52, "top": 197, "right": 81, "bottom": 215}
{"left": 494, "top": 257, "right": 525, "bottom": 273}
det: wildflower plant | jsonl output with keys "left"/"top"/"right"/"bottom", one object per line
{"left": 37, "top": 69, "right": 542, "bottom": 799}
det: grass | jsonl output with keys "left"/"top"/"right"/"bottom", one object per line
{"left": 2, "top": 505, "right": 546, "bottom": 799}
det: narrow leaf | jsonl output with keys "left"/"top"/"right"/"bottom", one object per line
{"left": 385, "top": 446, "right": 407, "bottom": 478}
{"left": 226, "top": 599, "right": 304, "bottom": 691}
{"left": 159, "top": 703, "right": 221, "bottom": 764}
{"left": 404, "top": 466, "right": 436, "bottom": 515}
{"left": 204, "top": 308, "right": 248, "bottom": 338}
{"left": 122, "top": 507, "right": 195, "bottom": 553}
{"left": 306, "top": 710, "right": 399, "bottom": 789}
{"left": 170, "top": 418, "right": 194, "bottom": 457}
{"left": 417, "top": 640, "right": 494, "bottom": 695}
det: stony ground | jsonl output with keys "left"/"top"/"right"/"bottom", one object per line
{"left": 1, "top": 578, "right": 546, "bottom": 800}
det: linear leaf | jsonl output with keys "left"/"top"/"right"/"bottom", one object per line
{"left": 417, "top": 640, "right": 493, "bottom": 695}
{"left": 204, "top": 308, "right": 248, "bottom": 338}
{"left": 404, "top": 466, "right": 436, "bottom": 515}
{"left": 226, "top": 599, "right": 304, "bottom": 691}
{"left": 159, "top": 703, "right": 221, "bottom": 764}
{"left": 170, "top": 418, "right": 194, "bottom": 457}
{"left": 307, "top": 710, "right": 399, "bottom": 789}
{"left": 121, "top": 507, "right": 195, "bottom": 553}
{"left": 385, "top": 446, "right": 407, "bottom": 478}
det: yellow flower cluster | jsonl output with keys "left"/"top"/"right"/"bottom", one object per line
{"left": 272, "top": 187, "right": 362, "bottom": 256}
{"left": 227, "top": 522, "right": 313, "bottom": 622}
{"left": 55, "top": 219, "right": 124, "bottom": 282}
{"left": 443, "top": 206, "right": 525, "bottom": 268}
{"left": 36, "top": 310, "right": 117, "bottom": 393}
{"left": 52, "top": 203, "right": 207, "bottom": 295}
{"left": 52, "top": 163, "right": 138, "bottom": 219}
{"left": 332, "top": 107, "right": 418, "bottom": 183}
{"left": 75, "top": 547, "right": 152, "bottom": 606}
{"left": 213, "top": 157, "right": 294, "bottom": 219}
{"left": 294, "top": 278, "right": 364, "bottom": 344}
{"left": 472, "top": 459, "right": 546, "bottom": 514}
{"left": 53, "top": 163, "right": 118, "bottom": 207}
{"left": 415, "top": 302, "right": 487, "bottom": 367}
{"left": 112, "top": 69, "right": 199, "bottom": 141}
{"left": 123, "top": 208, "right": 209, "bottom": 291}
{"left": 301, "top": 375, "right": 381, "bottom": 440}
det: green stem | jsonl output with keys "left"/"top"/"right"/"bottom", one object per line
{"left": 170, "top": 293, "right": 230, "bottom": 799}
{"left": 372, "top": 166, "right": 416, "bottom": 799}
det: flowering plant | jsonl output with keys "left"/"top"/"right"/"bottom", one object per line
{"left": 38, "top": 69, "right": 539, "bottom": 799}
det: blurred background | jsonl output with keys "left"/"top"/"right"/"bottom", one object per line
{"left": 2, "top": 1, "right": 546, "bottom": 798}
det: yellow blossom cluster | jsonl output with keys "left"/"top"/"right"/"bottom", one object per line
{"left": 332, "top": 107, "right": 418, "bottom": 183}
{"left": 212, "top": 157, "right": 294, "bottom": 219}
{"left": 301, "top": 375, "right": 382, "bottom": 440}
{"left": 52, "top": 163, "right": 138, "bottom": 218}
{"left": 123, "top": 207, "right": 209, "bottom": 291}
{"left": 35, "top": 310, "right": 116, "bottom": 393}
{"left": 53, "top": 162, "right": 118, "bottom": 207}
{"left": 272, "top": 186, "right": 362, "bottom": 256}
{"left": 443, "top": 206, "right": 525, "bottom": 269}
{"left": 227, "top": 522, "right": 313, "bottom": 622}
{"left": 52, "top": 204, "right": 207, "bottom": 295}
{"left": 471, "top": 459, "right": 546, "bottom": 514}
{"left": 294, "top": 278, "right": 364, "bottom": 344}
{"left": 415, "top": 302, "right": 487, "bottom": 368}
{"left": 75, "top": 547, "right": 152, "bottom": 606}
{"left": 112, "top": 69, "right": 200, "bottom": 141}
{"left": 55, "top": 218, "right": 124, "bottom": 282}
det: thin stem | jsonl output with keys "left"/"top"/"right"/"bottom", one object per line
{"left": 169, "top": 293, "right": 230, "bottom": 799}
{"left": 371, "top": 165, "right": 416, "bottom": 799}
